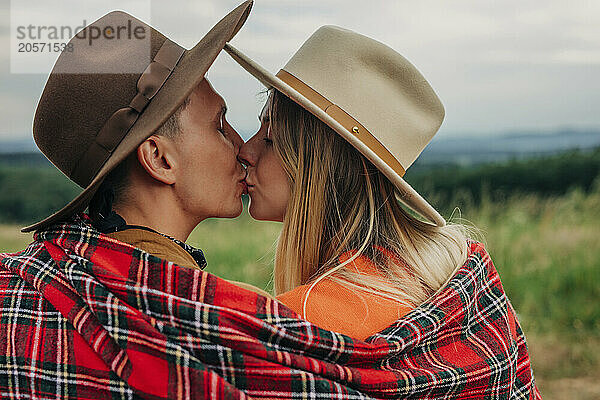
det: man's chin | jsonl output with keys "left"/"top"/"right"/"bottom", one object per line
{"left": 217, "top": 200, "right": 244, "bottom": 219}
{"left": 200, "top": 199, "right": 243, "bottom": 221}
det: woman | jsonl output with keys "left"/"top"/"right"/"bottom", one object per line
{"left": 233, "top": 26, "right": 476, "bottom": 340}
{"left": 239, "top": 91, "right": 477, "bottom": 340}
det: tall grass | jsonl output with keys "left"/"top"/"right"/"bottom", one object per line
{"left": 189, "top": 217, "right": 280, "bottom": 292}
{"left": 473, "top": 180, "right": 600, "bottom": 336}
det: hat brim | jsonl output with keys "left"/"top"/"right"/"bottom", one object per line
{"left": 223, "top": 43, "right": 446, "bottom": 227}
{"left": 22, "top": 1, "right": 253, "bottom": 233}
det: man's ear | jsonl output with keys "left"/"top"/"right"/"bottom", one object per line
{"left": 136, "top": 135, "right": 178, "bottom": 185}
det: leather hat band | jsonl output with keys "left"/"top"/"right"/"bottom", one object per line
{"left": 70, "top": 39, "right": 185, "bottom": 188}
{"left": 275, "top": 69, "right": 406, "bottom": 178}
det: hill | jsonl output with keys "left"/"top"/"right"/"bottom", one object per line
{"left": 2, "top": 128, "right": 600, "bottom": 168}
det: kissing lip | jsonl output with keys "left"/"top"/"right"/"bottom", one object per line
{"left": 244, "top": 174, "right": 255, "bottom": 187}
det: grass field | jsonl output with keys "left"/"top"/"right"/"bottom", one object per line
{"left": 2, "top": 183, "right": 599, "bottom": 399}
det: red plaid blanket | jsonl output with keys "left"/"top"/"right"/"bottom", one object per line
{"left": 0, "top": 215, "right": 541, "bottom": 399}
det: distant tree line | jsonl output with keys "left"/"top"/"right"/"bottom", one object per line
{"left": 0, "top": 166, "right": 80, "bottom": 224}
{"left": 406, "top": 147, "right": 600, "bottom": 214}
{"left": 0, "top": 148, "right": 598, "bottom": 224}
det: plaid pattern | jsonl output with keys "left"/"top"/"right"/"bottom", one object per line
{"left": 0, "top": 215, "right": 541, "bottom": 399}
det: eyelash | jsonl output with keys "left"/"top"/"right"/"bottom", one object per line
{"left": 264, "top": 124, "right": 273, "bottom": 145}
{"left": 218, "top": 115, "right": 226, "bottom": 135}
{"left": 260, "top": 116, "right": 272, "bottom": 145}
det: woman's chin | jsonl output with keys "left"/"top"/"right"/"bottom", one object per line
{"left": 248, "top": 202, "right": 281, "bottom": 222}
{"left": 247, "top": 204, "right": 265, "bottom": 221}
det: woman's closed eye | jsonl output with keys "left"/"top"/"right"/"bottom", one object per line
{"left": 261, "top": 117, "right": 273, "bottom": 145}
{"left": 263, "top": 133, "right": 273, "bottom": 145}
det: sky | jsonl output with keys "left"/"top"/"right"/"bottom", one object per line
{"left": 1, "top": 0, "right": 599, "bottom": 143}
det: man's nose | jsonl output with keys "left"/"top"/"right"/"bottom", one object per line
{"left": 238, "top": 134, "right": 259, "bottom": 168}
{"left": 227, "top": 124, "right": 244, "bottom": 154}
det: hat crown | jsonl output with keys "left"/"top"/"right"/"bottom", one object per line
{"left": 33, "top": 11, "right": 168, "bottom": 186}
{"left": 281, "top": 25, "right": 445, "bottom": 170}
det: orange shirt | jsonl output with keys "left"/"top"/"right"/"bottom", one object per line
{"left": 276, "top": 251, "right": 412, "bottom": 341}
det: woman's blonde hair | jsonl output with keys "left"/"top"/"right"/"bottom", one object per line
{"left": 269, "top": 90, "right": 475, "bottom": 317}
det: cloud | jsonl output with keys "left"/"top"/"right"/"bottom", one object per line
{"left": 1, "top": 0, "right": 599, "bottom": 142}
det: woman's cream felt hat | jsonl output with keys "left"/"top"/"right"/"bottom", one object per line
{"left": 224, "top": 25, "right": 446, "bottom": 226}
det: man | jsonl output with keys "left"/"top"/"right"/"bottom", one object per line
{"left": 86, "top": 77, "right": 246, "bottom": 270}
{"left": 0, "top": 2, "right": 257, "bottom": 398}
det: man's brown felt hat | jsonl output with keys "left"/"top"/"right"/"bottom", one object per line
{"left": 22, "top": 1, "right": 253, "bottom": 233}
